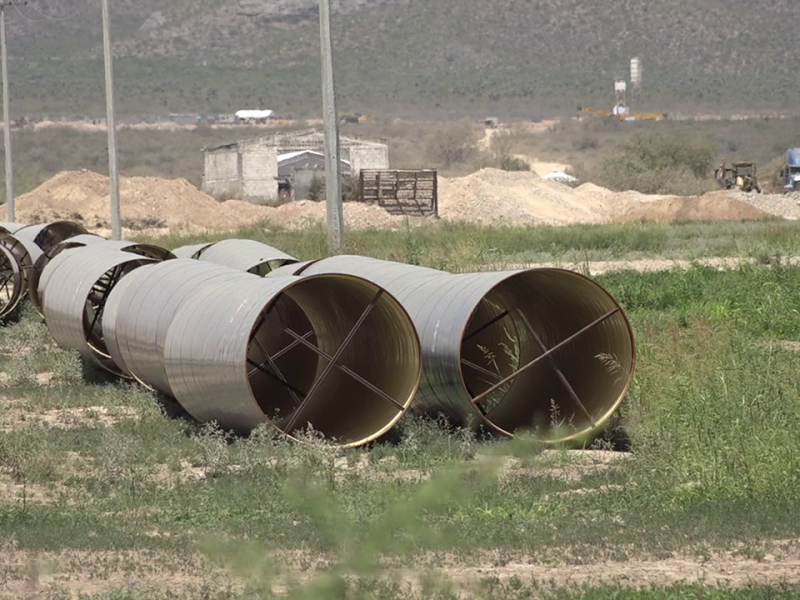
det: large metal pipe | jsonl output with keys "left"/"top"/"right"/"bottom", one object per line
{"left": 0, "top": 221, "right": 88, "bottom": 303}
{"left": 198, "top": 239, "right": 298, "bottom": 275}
{"left": 102, "top": 259, "right": 258, "bottom": 393}
{"left": 0, "top": 244, "right": 23, "bottom": 319}
{"left": 29, "top": 234, "right": 107, "bottom": 315}
{"left": 13, "top": 221, "right": 88, "bottom": 256}
{"left": 274, "top": 256, "right": 636, "bottom": 444}
{"left": 99, "top": 240, "right": 175, "bottom": 261}
{"left": 0, "top": 222, "right": 27, "bottom": 235}
{"left": 163, "top": 273, "right": 422, "bottom": 447}
{"left": 40, "top": 245, "right": 158, "bottom": 375}
{"left": 171, "top": 242, "right": 216, "bottom": 259}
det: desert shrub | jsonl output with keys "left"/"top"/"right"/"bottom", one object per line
{"left": 587, "top": 131, "right": 718, "bottom": 195}
{"left": 498, "top": 154, "right": 530, "bottom": 171}
{"left": 424, "top": 121, "right": 479, "bottom": 168}
{"left": 308, "top": 174, "right": 325, "bottom": 202}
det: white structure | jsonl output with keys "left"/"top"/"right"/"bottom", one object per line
{"left": 234, "top": 109, "right": 274, "bottom": 123}
{"left": 202, "top": 130, "right": 389, "bottom": 204}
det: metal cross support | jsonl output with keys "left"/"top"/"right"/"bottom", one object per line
{"left": 246, "top": 288, "right": 407, "bottom": 434}
{"left": 468, "top": 307, "right": 622, "bottom": 415}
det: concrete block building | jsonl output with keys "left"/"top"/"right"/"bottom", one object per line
{"left": 202, "top": 130, "right": 389, "bottom": 204}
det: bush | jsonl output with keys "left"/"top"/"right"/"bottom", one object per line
{"left": 498, "top": 155, "right": 530, "bottom": 171}
{"left": 424, "top": 121, "right": 479, "bottom": 168}
{"left": 308, "top": 174, "right": 325, "bottom": 202}
{"left": 588, "top": 131, "right": 718, "bottom": 195}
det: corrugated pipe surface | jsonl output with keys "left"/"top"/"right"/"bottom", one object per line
{"left": 30, "top": 234, "right": 107, "bottom": 315}
{"left": 40, "top": 245, "right": 158, "bottom": 375}
{"left": 198, "top": 239, "right": 298, "bottom": 275}
{"left": 0, "top": 222, "right": 27, "bottom": 235}
{"left": 171, "top": 242, "right": 216, "bottom": 259}
{"left": 102, "top": 260, "right": 258, "bottom": 394}
{"left": 0, "top": 244, "right": 24, "bottom": 319}
{"left": 163, "top": 273, "right": 422, "bottom": 446}
{"left": 14, "top": 221, "right": 88, "bottom": 255}
{"left": 279, "top": 255, "right": 636, "bottom": 444}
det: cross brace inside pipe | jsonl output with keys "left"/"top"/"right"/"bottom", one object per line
{"left": 470, "top": 307, "right": 622, "bottom": 407}
{"left": 281, "top": 288, "right": 384, "bottom": 433}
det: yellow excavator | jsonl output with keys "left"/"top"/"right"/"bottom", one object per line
{"left": 577, "top": 106, "right": 668, "bottom": 121}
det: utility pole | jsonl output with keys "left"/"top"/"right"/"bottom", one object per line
{"left": 319, "top": 0, "right": 343, "bottom": 254}
{"left": 101, "top": 0, "right": 121, "bottom": 240}
{"left": 0, "top": 1, "right": 24, "bottom": 222}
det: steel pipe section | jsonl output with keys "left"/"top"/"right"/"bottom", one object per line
{"left": 290, "top": 256, "right": 636, "bottom": 444}
{"left": 14, "top": 221, "right": 88, "bottom": 256}
{"left": 0, "top": 244, "right": 24, "bottom": 319}
{"left": 102, "top": 260, "right": 258, "bottom": 394}
{"left": 40, "top": 245, "right": 158, "bottom": 375}
{"left": 198, "top": 239, "right": 298, "bottom": 275}
{"left": 99, "top": 240, "right": 176, "bottom": 261}
{"left": 171, "top": 242, "right": 216, "bottom": 259}
{"left": 164, "top": 273, "right": 422, "bottom": 447}
{"left": 0, "top": 222, "right": 27, "bottom": 235}
{"left": 29, "top": 234, "right": 107, "bottom": 316}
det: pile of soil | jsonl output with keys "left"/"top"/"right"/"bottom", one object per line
{"left": 438, "top": 168, "right": 613, "bottom": 226}
{"left": 6, "top": 170, "right": 407, "bottom": 234}
{"left": 616, "top": 193, "right": 771, "bottom": 223}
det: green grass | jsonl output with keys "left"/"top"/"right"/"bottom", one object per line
{"left": 3, "top": 245, "right": 800, "bottom": 595}
{"left": 135, "top": 218, "right": 800, "bottom": 270}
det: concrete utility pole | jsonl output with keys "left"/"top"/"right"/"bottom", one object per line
{"left": 0, "top": 1, "right": 24, "bottom": 222}
{"left": 101, "top": 0, "right": 121, "bottom": 240}
{"left": 318, "top": 0, "right": 343, "bottom": 254}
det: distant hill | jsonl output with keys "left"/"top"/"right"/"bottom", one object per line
{"left": 6, "top": 0, "right": 800, "bottom": 117}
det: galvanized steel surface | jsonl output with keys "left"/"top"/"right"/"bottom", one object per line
{"left": 198, "top": 239, "right": 298, "bottom": 275}
{"left": 0, "top": 222, "right": 27, "bottom": 235}
{"left": 14, "top": 221, "right": 88, "bottom": 255}
{"left": 99, "top": 240, "right": 176, "bottom": 261}
{"left": 164, "top": 273, "right": 422, "bottom": 446}
{"left": 297, "top": 255, "right": 635, "bottom": 442}
{"left": 41, "top": 245, "right": 157, "bottom": 374}
{"left": 171, "top": 242, "right": 215, "bottom": 259}
{"left": 29, "top": 234, "right": 108, "bottom": 315}
{"left": 103, "top": 260, "right": 258, "bottom": 395}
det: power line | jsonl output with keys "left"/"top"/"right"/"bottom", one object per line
{"left": 10, "top": 1, "right": 40, "bottom": 22}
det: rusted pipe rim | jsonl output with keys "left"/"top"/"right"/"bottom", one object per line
{"left": 0, "top": 245, "right": 23, "bottom": 319}
{"left": 459, "top": 268, "right": 635, "bottom": 444}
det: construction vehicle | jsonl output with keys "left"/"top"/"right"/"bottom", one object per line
{"left": 781, "top": 148, "right": 800, "bottom": 193}
{"left": 340, "top": 112, "right": 374, "bottom": 125}
{"left": 577, "top": 106, "right": 668, "bottom": 121}
{"left": 715, "top": 161, "right": 761, "bottom": 193}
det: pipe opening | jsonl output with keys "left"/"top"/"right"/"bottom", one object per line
{"left": 248, "top": 275, "right": 422, "bottom": 446}
{"left": 460, "top": 270, "right": 635, "bottom": 442}
{"left": 247, "top": 259, "right": 296, "bottom": 277}
{"left": 27, "top": 221, "right": 88, "bottom": 254}
{"left": 83, "top": 260, "right": 155, "bottom": 368}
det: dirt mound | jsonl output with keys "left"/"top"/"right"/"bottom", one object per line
{"left": 6, "top": 170, "right": 409, "bottom": 234}
{"left": 10, "top": 170, "right": 259, "bottom": 232}
{"left": 438, "top": 168, "right": 613, "bottom": 226}
{"left": 617, "top": 194, "right": 771, "bottom": 223}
